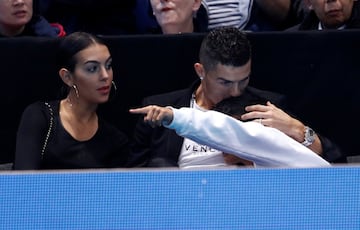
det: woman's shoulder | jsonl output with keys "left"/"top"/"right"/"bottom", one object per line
{"left": 23, "top": 100, "right": 60, "bottom": 115}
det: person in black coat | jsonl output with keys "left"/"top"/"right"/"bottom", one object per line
{"left": 288, "top": 0, "right": 360, "bottom": 30}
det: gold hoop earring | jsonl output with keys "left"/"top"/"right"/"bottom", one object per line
{"left": 72, "top": 85, "right": 79, "bottom": 98}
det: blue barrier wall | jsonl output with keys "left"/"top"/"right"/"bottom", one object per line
{"left": 1, "top": 167, "right": 359, "bottom": 229}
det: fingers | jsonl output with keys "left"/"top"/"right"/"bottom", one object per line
{"left": 141, "top": 106, "right": 162, "bottom": 127}
{"left": 266, "top": 101, "right": 276, "bottom": 108}
{"left": 245, "top": 103, "right": 267, "bottom": 112}
{"left": 129, "top": 105, "right": 173, "bottom": 127}
{"left": 129, "top": 107, "right": 151, "bottom": 114}
{"left": 147, "top": 108, "right": 163, "bottom": 127}
{"left": 242, "top": 102, "right": 274, "bottom": 121}
{"left": 241, "top": 110, "right": 266, "bottom": 122}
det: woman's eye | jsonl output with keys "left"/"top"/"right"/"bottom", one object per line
{"left": 106, "top": 62, "right": 112, "bottom": 70}
{"left": 87, "top": 65, "right": 98, "bottom": 73}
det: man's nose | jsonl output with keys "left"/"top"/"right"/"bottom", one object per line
{"left": 230, "top": 84, "right": 242, "bottom": 97}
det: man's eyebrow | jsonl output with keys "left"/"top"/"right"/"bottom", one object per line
{"left": 240, "top": 76, "right": 250, "bottom": 82}
{"left": 217, "top": 76, "right": 250, "bottom": 83}
{"left": 217, "top": 77, "right": 234, "bottom": 83}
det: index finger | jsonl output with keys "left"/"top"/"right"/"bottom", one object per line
{"left": 129, "top": 106, "right": 151, "bottom": 115}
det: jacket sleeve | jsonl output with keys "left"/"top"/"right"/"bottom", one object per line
{"left": 317, "top": 134, "right": 347, "bottom": 163}
{"left": 166, "top": 107, "right": 330, "bottom": 168}
{"left": 127, "top": 97, "right": 155, "bottom": 167}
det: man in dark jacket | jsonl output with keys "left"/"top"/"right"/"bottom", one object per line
{"left": 288, "top": 0, "right": 360, "bottom": 30}
{"left": 128, "top": 27, "right": 344, "bottom": 168}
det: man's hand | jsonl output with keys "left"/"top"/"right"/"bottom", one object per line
{"left": 241, "top": 101, "right": 304, "bottom": 140}
{"left": 241, "top": 101, "right": 323, "bottom": 155}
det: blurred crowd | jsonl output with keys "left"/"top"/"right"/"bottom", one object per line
{"left": 1, "top": 0, "right": 359, "bottom": 37}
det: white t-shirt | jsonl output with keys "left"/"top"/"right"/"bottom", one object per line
{"left": 178, "top": 99, "right": 228, "bottom": 169}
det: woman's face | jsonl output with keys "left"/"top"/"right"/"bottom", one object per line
{"left": 150, "top": 0, "right": 201, "bottom": 32}
{"left": 71, "top": 44, "right": 113, "bottom": 105}
{"left": 0, "top": 0, "right": 33, "bottom": 35}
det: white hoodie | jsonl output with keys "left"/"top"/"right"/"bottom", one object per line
{"left": 165, "top": 107, "right": 330, "bottom": 168}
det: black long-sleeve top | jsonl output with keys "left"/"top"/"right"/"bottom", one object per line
{"left": 14, "top": 100, "right": 129, "bottom": 170}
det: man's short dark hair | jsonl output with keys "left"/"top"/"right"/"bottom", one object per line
{"left": 199, "top": 26, "right": 252, "bottom": 72}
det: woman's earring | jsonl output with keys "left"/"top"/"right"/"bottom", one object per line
{"left": 72, "top": 85, "right": 79, "bottom": 98}
{"left": 111, "top": 81, "right": 117, "bottom": 91}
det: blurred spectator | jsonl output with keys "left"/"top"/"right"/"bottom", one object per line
{"left": 201, "top": 0, "right": 253, "bottom": 30}
{"left": 37, "top": 0, "right": 136, "bottom": 35}
{"left": 202, "top": 0, "right": 307, "bottom": 31}
{"left": 135, "top": 0, "right": 208, "bottom": 34}
{"left": 0, "top": 0, "right": 65, "bottom": 37}
{"left": 134, "top": 0, "right": 159, "bottom": 33}
{"left": 150, "top": 0, "right": 206, "bottom": 34}
{"left": 288, "top": 0, "right": 360, "bottom": 30}
{"left": 136, "top": 0, "right": 307, "bottom": 33}
{"left": 246, "top": 0, "right": 308, "bottom": 31}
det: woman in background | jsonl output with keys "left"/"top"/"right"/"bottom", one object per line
{"left": 0, "top": 0, "right": 65, "bottom": 37}
{"left": 149, "top": 0, "right": 207, "bottom": 34}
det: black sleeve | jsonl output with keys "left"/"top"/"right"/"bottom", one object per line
{"left": 13, "top": 102, "right": 48, "bottom": 170}
{"left": 317, "top": 134, "right": 347, "bottom": 163}
{"left": 278, "top": 97, "right": 346, "bottom": 163}
{"left": 127, "top": 97, "right": 154, "bottom": 167}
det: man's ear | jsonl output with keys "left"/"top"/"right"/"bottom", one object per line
{"left": 194, "top": 63, "right": 205, "bottom": 80}
{"left": 59, "top": 68, "right": 73, "bottom": 87}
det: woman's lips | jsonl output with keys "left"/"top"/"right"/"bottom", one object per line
{"left": 97, "top": 86, "right": 110, "bottom": 94}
